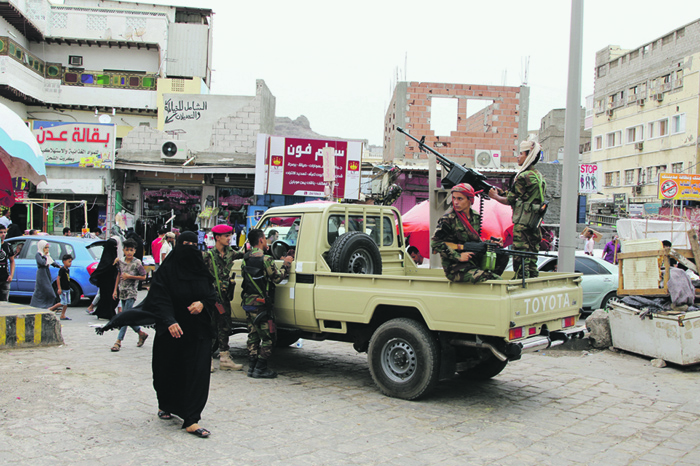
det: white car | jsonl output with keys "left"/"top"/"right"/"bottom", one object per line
{"left": 537, "top": 251, "right": 619, "bottom": 311}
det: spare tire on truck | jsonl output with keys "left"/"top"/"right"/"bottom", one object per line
{"left": 328, "top": 231, "right": 382, "bottom": 275}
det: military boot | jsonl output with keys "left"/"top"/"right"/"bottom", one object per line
{"left": 219, "top": 351, "right": 243, "bottom": 371}
{"left": 247, "top": 356, "right": 257, "bottom": 378}
{"left": 251, "top": 358, "right": 277, "bottom": 379}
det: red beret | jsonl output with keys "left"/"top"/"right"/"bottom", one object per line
{"left": 211, "top": 224, "right": 233, "bottom": 234}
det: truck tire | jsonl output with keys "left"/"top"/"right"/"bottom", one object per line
{"left": 459, "top": 356, "right": 508, "bottom": 381}
{"left": 328, "top": 231, "right": 382, "bottom": 275}
{"left": 368, "top": 318, "right": 440, "bottom": 400}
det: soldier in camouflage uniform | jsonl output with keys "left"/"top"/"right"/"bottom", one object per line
{"left": 202, "top": 224, "right": 244, "bottom": 372}
{"left": 238, "top": 228, "right": 292, "bottom": 379}
{"left": 490, "top": 140, "right": 547, "bottom": 279}
{"left": 431, "top": 183, "right": 504, "bottom": 283}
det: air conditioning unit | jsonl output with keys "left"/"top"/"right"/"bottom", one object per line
{"left": 68, "top": 55, "right": 83, "bottom": 67}
{"left": 635, "top": 142, "right": 644, "bottom": 151}
{"left": 606, "top": 109, "right": 614, "bottom": 117}
{"left": 638, "top": 98, "right": 646, "bottom": 106}
{"left": 161, "top": 140, "right": 188, "bottom": 161}
{"left": 633, "top": 185, "right": 642, "bottom": 195}
{"left": 474, "top": 150, "right": 500, "bottom": 169}
{"left": 655, "top": 93, "right": 664, "bottom": 102}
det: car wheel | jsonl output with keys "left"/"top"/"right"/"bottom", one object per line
{"left": 368, "top": 318, "right": 439, "bottom": 400}
{"left": 601, "top": 292, "right": 619, "bottom": 310}
{"left": 328, "top": 231, "right": 382, "bottom": 275}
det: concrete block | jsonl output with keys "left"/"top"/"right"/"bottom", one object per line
{"left": 0, "top": 303, "right": 63, "bottom": 349}
{"left": 586, "top": 309, "right": 612, "bottom": 349}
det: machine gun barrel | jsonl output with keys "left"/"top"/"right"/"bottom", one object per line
{"left": 396, "top": 126, "right": 496, "bottom": 193}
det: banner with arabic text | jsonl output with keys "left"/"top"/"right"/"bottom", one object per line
{"left": 658, "top": 173, "right": 700, "bottom": 201}
{"left": 32, "top": 121, "right": 116, "bottom": 169}
{"left": 259, "top": 135, "right": 362, "bottom": 199}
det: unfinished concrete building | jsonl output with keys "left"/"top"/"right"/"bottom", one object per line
{"left": 383, "top": 81, "right": 530, "bottom": 169}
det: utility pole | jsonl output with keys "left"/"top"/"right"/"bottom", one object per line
{"left": 558, "top": 0, "right": 584, "bottom": 273}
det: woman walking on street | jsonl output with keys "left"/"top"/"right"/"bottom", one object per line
{"left": 30, "top": 240, "right": 62, "bottom": 311}
{"left": 98, "top": 231, "right": 217, "bottom": 438}
{"left": 89, "top": 238, "right": 121, "bottom": 320}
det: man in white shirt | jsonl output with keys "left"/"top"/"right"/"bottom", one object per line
{"left": 407, "top": 246, "right": 430, "bottom": 268}
{"left": 0, "top": 210, "right": 11, "bottom": 229}
{"left": 160, "top": 232, "right": 176, "bottom": 263}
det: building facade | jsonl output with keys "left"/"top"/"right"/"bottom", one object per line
{"left": 590, "top": 19, "right": 700, "bottom": 206}
{"left": 538, "top": 108, "right": 590, "bottom": 163}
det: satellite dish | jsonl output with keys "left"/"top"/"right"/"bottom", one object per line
{"left": 476, "top": 151, "right": 492, "bottom": 166}
{"left": 98, "top": 114, "right": 111, "bottom": 124}
{"left": 162, "top": 141, "right": 178, "bottom": 157}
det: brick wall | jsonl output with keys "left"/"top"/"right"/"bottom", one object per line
{"left": 383, "top": 82, "right": 529, "bottom": 167}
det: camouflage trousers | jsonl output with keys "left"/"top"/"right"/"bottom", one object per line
{"left": 512, "top": 224, "right": 541, "bottom": 279}
{"left": 444, "top": 261, "right": 501, "bottom": 284}
{"left": 244, "top": 307, "right": 275, "bottom": 360}
{"left": 212, "top": 301, "right": 231, "bottom": 353}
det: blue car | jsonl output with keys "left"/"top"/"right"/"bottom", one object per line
{"left": 5, "top": 235, "right": 103, "bottom": 306}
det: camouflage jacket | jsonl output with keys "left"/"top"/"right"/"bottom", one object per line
{"left": 203, "top": 246, "right": 244, "bottom": 303}
{"left": 506, "top": 169, "right": 546, "bottom": 207}
{"left": 431, "top": 209, "right": 482, "bottom": 269}
{"left": 238, "top": 247, "right": 290, "bottom": 307}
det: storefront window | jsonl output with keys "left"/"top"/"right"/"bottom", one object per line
{"left": 143, "top": 188, "right": 201, "bottom": 230}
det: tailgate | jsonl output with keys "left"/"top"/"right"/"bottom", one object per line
{"left": 506, "top": 272, "right": 583, "bottom": 339}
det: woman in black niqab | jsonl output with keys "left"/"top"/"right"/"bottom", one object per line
{"left": 89, "top": 238, "right": 120, "bottom": 320}
{"left": 98, "top": 231, "right": 217, "bottom": 437}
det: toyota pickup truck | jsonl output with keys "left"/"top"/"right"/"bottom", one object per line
{"left": 229, "top": 202, "right": 584, "bottom": 400}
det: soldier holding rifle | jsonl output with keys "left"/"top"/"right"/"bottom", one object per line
{"left": 489, "top": 140, "right": 547, "bottom": 279}
{"left": 431, "top": 184, "right": 507, "bottom": 283}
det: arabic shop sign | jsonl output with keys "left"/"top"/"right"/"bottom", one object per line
{"left": 658, "top": 173, "right": 700, "bottom": 201}
{"left": 163, "top": 98, "right": 208, "bottom": 124}
{"left": 32, "top": 121, "right": 116, "bottom": 169}
{"left": 258, "top": 135, "right": 363, "bottom": 199}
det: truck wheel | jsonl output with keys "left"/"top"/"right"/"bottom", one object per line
{"left": 328, "top": 231, "right": 382, "bottom": 275}
{"left": 459, "top": 356, "right": 508, "bottom": 381}
{"left": 368, "top": 318, "right": 439, "bottom": 400}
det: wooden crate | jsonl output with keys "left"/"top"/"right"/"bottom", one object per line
{"left": 617, "top": 248, "right": 695, "bottom": 296}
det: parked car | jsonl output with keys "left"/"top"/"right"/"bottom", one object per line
{"left": 5, "top": 235, "right": 103, "bottom": 306}
{"left": 537, "top": 251, "right": 619, "bottom": 311}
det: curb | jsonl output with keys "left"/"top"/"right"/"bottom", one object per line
{"left": 0, "top": 302, "right": 64, "bottom": 349}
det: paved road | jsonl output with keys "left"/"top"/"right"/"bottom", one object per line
{"left": 1, "top": 299, "right": 699, "bottom": 465}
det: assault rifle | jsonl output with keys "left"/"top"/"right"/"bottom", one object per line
{"left": 445, "top": 240, "right": 556, "bottom": 288}
{"left": 397, "top": 126, "right": 498, "bottom": 193}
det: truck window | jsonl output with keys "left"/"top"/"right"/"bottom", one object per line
{"left": 258, "top": 215, "right": 301, "bottom": 250}
{"left": 328, "top": 214, "right": 394, "bottom": 247}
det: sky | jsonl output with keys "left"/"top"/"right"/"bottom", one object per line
{"left": 140, "top": 0, "right": 700, "bottom": 146}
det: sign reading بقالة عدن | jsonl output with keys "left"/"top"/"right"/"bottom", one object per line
{"left": 32, "top": 121, "right": 115, "bottom": 169}
{"left": 257, "top": 135, "right": 363, "bottom": 200}
{"left": 579, "top": 164, "right": 600, "bottom": 194}
{"left": 658, "top": 173, "right": 700, "bottom": 201}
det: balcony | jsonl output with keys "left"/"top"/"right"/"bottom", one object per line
{"left": 62, "top": 70, "right": 157, "bottom": 91}
{"left": 0, "top": 36, "right": 61, "bottom": 79}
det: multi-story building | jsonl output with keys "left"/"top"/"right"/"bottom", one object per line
{"left": 538, "top": 108, "right": 590, "bottom": 163}
{"left": 0, "top": 0, "right": 216, "bottom": 233}
{"left": 590, "top": 19, "right": 700, "bottom": 207}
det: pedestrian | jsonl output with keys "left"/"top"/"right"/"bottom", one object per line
{"left": 63, "top": 227, "right": 71, "bottom": 236}
{"left": 0, "top": 224, "right": 15, "bottom": 301}
{"left": 203, "top": 224, "right": 244, "bottom": 372}
{"left": 30, "top": 240, "right": 62, "bottom": 311}
{"left": 489, "top": 139, "right": 547, "bottom": 279}
{"left": 97, "top": 231, "right": 218, "bottom": 438}
{"left": 89, "top": 238, "right": 120, "bottom": 320}
{"left": 239, "top": 228, "right": 293, "bottom": 378}
{"left": 110, "top": 238, "right": 149, "bottom": 352}
{"left": 407, "top": 245, "right": 429, "bottom": 268}
{"left": 160, "top": 232, "right": 175, "bottom": 264}
{"left": 0, "top": 209, "right": 11, "bottom": 229}
{"left": 582, "top": 230, "right": 595, "bottom": 256}
{"left": 431, "top": 183, "right": 506, "bottom": 283}
{"left": 6, "top": 223, "right": 21, "bottom": 239}
{"left": 151, "top": 227, "right": 166, "bottom": 271}
{"left": 56, "top": 254, "right": 72, "bottom": 320}
{"left": 602, "top": 235, "right": 621, "bottom": 265}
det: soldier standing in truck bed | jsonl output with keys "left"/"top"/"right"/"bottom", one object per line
{"left": 489, "top": 140, "right": 547, "bottom": 279}
{"left": 431, "top": 183, "right": 505, "bottom": 283}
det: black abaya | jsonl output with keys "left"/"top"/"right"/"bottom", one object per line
{"left": 90, "top": 239, "right": 120, "bottom": 320}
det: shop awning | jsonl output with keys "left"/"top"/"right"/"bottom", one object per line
{"left": 115, "top": 162, "right": 255, "bottom": 175}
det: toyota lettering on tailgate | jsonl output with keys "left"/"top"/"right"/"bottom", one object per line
{"left": 518, "top": 293, "right": 576, "bottom": 315}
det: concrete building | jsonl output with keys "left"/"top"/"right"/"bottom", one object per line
{"left": 590, "top": 19, "right": 700, "bottom": 207}
{"left": 538, "top": 108, "right": 590, "bottom": 163}
{"left": 0, "top": 0, "right": 214, "bottom": 234}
